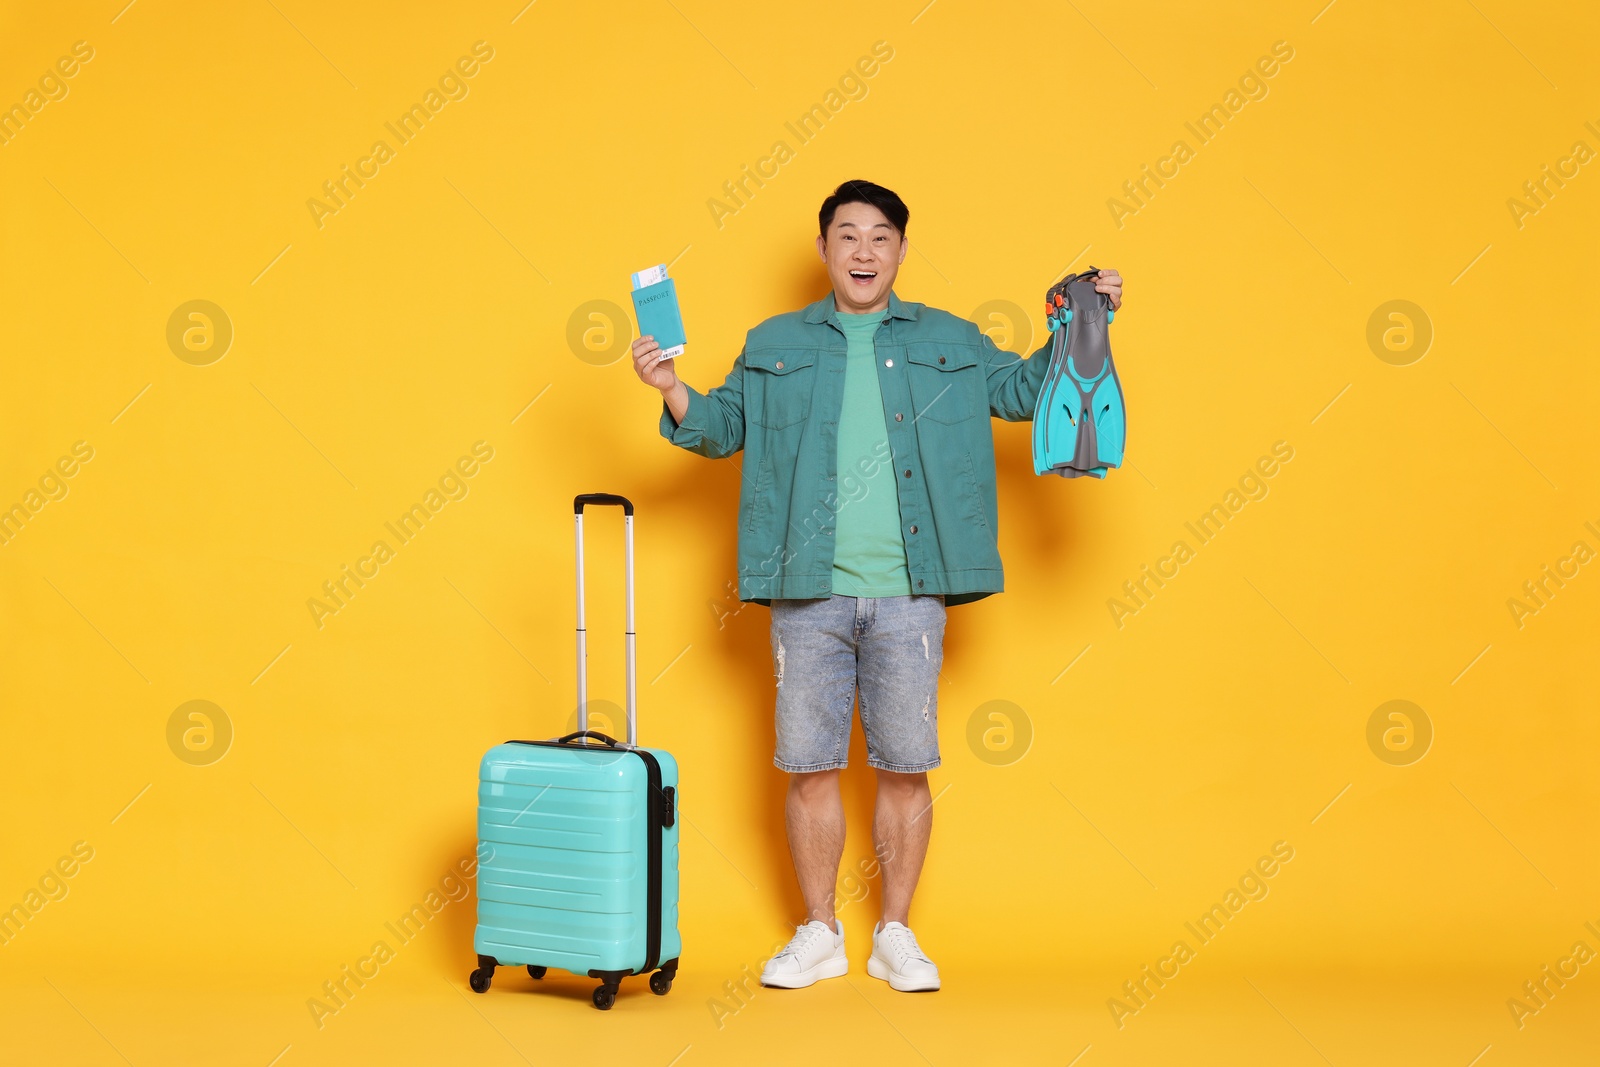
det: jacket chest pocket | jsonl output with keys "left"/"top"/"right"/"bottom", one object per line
{"left": 747, "top": 351, "right": 818, "bottom": 429}
{"left": 904, "top": 345, "right": 980, "bottom": 424}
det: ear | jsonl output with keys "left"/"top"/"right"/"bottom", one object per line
{"left": 897, "top": 240, "right": 908, "bottom": 265}
{"left": 816, "top": 233, "right": 826, "bottom": 261}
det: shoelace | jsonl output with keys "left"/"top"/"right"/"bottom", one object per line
{"left": 881, "top": 925, "right": 930, "bottom": 965}
{"left": 775, "top": 923, "right": 828, "bottom": 960}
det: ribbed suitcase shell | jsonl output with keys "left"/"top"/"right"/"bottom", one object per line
{"left": 473, "top": 742, "right": 681, "bottom": 975}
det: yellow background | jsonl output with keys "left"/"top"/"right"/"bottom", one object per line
{"left": 2, "top": 0, "right": 1596, "bottom": 1064}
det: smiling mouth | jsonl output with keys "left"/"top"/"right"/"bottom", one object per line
{"left": 848, "top": 270, "right": 878, "bottom": 284}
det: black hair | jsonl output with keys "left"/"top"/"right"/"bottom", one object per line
{"left": 818, "top": 179, "right": 909, "bottom": 239}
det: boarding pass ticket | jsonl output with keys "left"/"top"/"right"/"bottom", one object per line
{"left": 631, "top": 264, "right": 668, "bottom": 289}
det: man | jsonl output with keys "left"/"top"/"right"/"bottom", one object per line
{"left": 633, "top": 180, "right": 1123, "bottom": 992}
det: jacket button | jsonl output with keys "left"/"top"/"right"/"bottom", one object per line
{"left": 917, "top": 579, "right": 924, "bottom": 587}
{"left": 894, "top": 413, "right": 903, "bottom": 421}
{"left": 885, "top": 359, "right": 894, "bottom": 367}
{"left": 903, "top": 469, "right": 911, "bottom": 477}
{"left": 938, "top": 356, "right": 946, "bottom": 364}
{"left": 775, "top": 360, "right": 784, "bottom": 369}
{"left": 909, "top": 525, "right": 918, "bottom": 534}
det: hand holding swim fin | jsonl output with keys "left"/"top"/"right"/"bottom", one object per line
{"left": 1031, "top": 266, "right": 1127, "bottom": 479}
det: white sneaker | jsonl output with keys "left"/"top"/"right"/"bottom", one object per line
{"left": 760, "top": 919, "right": 847, "bottom": 988}
{"left": 867, "top": 921, "right": 940, "bottom": 991}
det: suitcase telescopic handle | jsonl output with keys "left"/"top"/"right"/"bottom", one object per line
{"left": 574, "top": 492, "right": 634, "bottom": 516}
{"left": 573, "top": 493, "right": 637, "bottom": 746}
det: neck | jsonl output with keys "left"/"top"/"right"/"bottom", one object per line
{"left": 835, "top": 289, "right": 890, "bottom": 315}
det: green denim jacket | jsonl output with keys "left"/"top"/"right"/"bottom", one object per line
{"left": 658, "top": 289, "right": 1051, "bottom": 607}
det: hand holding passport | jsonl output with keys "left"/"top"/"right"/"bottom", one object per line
{"left": 630, "top": 264, "right": 686, "bottom": 361}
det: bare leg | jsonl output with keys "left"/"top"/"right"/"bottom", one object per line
{"left": 786, "top": 769, "right": 845, "bottom": 927}
{"left": 873, "top": 770, "right": 932, "bottom": 927}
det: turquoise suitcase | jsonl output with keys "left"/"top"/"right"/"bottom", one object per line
{"left": 469, "top": 493, "right": 681, "bottom": 1010}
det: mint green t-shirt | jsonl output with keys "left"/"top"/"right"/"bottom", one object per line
{"left": 831, "top": 309, "right": 913, "bottom": 597}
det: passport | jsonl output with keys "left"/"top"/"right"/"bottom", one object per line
{"left": 630, "top": 264, "right": 686, "bottom": 360}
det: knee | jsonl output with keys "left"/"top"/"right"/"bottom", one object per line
{"left": 789, "top": 769, "right": 841, "bottom": 803}
{"left": 874, "top": 769, "right": 929, "bottom": 800}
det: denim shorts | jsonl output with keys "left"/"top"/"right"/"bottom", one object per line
{"left": 768, "top": 593, "right": 946, "bottom": 774}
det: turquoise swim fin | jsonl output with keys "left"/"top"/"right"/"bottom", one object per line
{"left": 1032, "top": 267, "right": 1125, "bottom": 479}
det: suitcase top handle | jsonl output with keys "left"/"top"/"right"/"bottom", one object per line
{"left": 574, "top": 493, "right": 633, "bottom": 515}
{"left": 554, "top": 729, "right": 621, "bottom": 747}
{"left": 573, "top": 493, "right": 638, "bottom": 746}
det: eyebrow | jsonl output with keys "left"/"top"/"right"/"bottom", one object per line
{"left": 835, "top": 221, "right": 892, "bottom": 230}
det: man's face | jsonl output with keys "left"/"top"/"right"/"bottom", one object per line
{"left": 816, "top": 201, "right": 907, "bottom": 314}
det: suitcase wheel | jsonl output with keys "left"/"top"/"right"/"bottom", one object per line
{"left": 527, "top": 965, "right": 547, "bottom": 980}
{"left": 592, "top": 984, "right": 617, "bottom": 1010}
{"left": 469, "top": 967, "right": 493, "bottom": 994}
{"left": 649, "top": 970, "right": 673, "bottom": 995}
